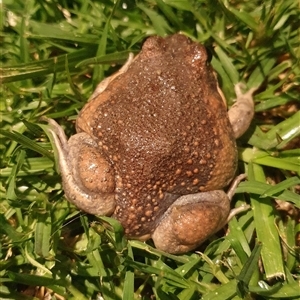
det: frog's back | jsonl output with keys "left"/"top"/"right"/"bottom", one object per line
{"left": 77, "top": 34, "right": 237, "bottom": 236}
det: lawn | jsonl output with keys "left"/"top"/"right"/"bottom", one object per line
{"left": 0, "top": 0, "right": 299, "bottom": 299}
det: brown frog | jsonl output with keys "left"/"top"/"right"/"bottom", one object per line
{"left": 46, "top": 34, "right": 254, "bottom": 254}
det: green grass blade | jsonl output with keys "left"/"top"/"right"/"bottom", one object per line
{"left": 34, "top": 210, "right": 52, "bottom": 258}
{"left": 123, "top": 244, "right": 135, "bottom": 300}
{"left": 260, "top": 176, "right": 300, "bottom": 198}
{"left": 236, "top": 243, "right": 262, "bottom": 298}
{"left": 248, "top": 163, "right": 285, "bottom": 280}
{"left": 0, "top": 129, "right": 53, "bottom": 160}
{"left": 137, "top": 3, "right": 172, "bottom": 36}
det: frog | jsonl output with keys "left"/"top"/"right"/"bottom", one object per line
{"left": 45, "top": 33, "right": 255, "bottom": 254}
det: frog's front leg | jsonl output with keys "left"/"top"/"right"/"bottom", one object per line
{"left": 45, "top": 118, "right": 116, "bottom": 215}
{"left": 89, "top": 53, "right": 135, "bottom": 101}
{"left": 227, "top": 84, "right": 256, "bottom": 138}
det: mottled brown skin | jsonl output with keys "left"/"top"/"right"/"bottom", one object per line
{"left": 47, "top": 34, "right": 254, "bottom": 254}
{"left": 77, "top": 34, "right": 237, "bottom": 235}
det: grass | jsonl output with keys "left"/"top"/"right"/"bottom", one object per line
{"left": 0, "top": 0, "right": 299, "bottom": 299}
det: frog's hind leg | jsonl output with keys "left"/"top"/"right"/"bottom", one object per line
{"left": 43, "top": 117, "right": 116, "bottom": 216}
{"left": 152, "top": 190, "right": 230, "bottom": 254}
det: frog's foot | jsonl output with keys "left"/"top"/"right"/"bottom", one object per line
{"left": 43, "top": 117, "right": 116, "bottom": 216}
{"left": 228, "top": 83, "right": 256, "bottom": 139}
{"left": 152, "top": 191, "right": 230, "bottom": 254}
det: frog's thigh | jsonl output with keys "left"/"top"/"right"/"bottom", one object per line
{"left": 63, "top": 133, "right": 116, "bottom": 215}
{"left": 152, "top": 191, "right": 230, "bottom": 254}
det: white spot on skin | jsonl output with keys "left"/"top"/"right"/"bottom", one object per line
{"left": 192, "top": 49, "right": 203, "bottom": 62}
